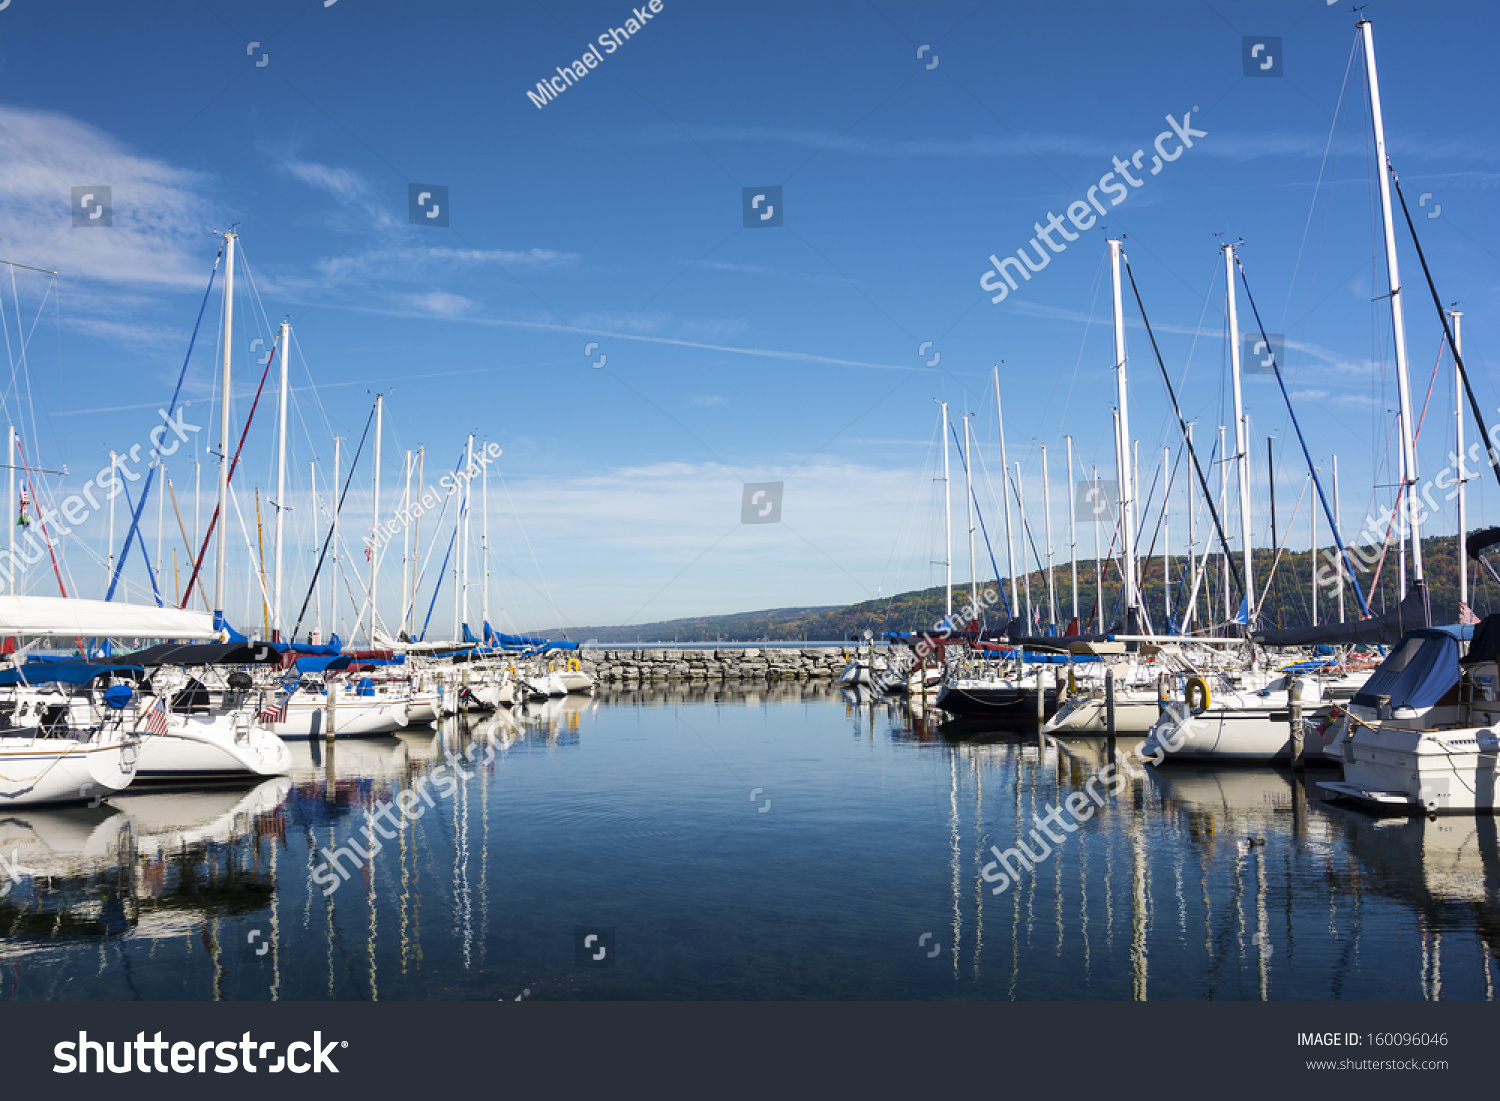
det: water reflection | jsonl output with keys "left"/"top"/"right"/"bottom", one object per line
{"left": 0, "top": 693, "right": 1492, "bottom": 1001}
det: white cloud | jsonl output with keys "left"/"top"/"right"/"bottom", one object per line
{"left": 0, "top": 105, "right": 218, "bottom": 288}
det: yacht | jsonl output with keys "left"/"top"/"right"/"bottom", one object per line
{"left": 1319, "top": 622, "right": 1495, "bottom": 813}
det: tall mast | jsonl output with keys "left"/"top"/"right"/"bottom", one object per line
{"left": 1041, "top": 443, "right": 1056, "bottom": 630}
{"left": 994, "top": 365, "right": 1018, "bottom": 618}
{"left": 5, "top": 427, "right": 12, "bottom": 595}
{"left": 1162, "top": 445, "right": 1171, "bottom": 630}
{"left": 415, "top": 446, "right": 425, "bottom": 634}
{"left": 1223, "top": 243, "right": 1255, "bottom": 624}
{"left": 1333, "top": 454, "right": 1344, "bottom": 623}
{"left": 401, "top": 449, "right": 413, "bottom": 641}
{"left": 155, "top": 452, "right": 165, "bottom": 603}
{"left": 1397, "top": 413, "right": 1408, "bottom": 599}
{"left": 1359, "top": 18, "right": 1424, "bottom": 591}
{"left": 332, "top": 435, "right": 341, "bottom": 641}
{"left": 213, "top": 231, "right": 235, "bottom": 632}
{"left": 1310, "top": 457, "right": 1318, "bottom": 628}
{"left": 1065, "top": 435, "right": 1078, "bottom": 625}
{"left": 311, "top": 459, "right": 321, "bottom": 643}
{"left": 482, "top": 442, "right": 491, "bottom": 639}
{"left": 1452, "top": 310, "right": 1467, "bottom": 612}
{"left": 938, "top": 402, "right": 952, "bottom": 624}
{"left": 462, "top": 432, "right": 474, "bottom": 636}
{"left": 273, "top": 320, "right": 290, "bottom": 642}
{"left": 106, "top": 450, "right": 116, "bottom": 589}
{"left": 1108, "top": 239, "right": 1138, "bottom": 622}
{"left": 1186, "top": 424, "right": 1196, "bottom": 633}
{"left": 370, "top": 394, "right": 383, "bottom": 644}
{"left": 1016, "top": 460, "right": 1032, "bottom": 628}
{"left": 1091, "top": 466, "right": 1102, "bottom": 629}
{"left": 1218, "top": 425, "right": 1229, "bottom": 621}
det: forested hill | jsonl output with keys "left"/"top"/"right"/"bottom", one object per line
{"left": 538, "top": 534, "right": 1489, "bottom": 642}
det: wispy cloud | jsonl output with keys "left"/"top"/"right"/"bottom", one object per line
{"left": 0, "top": 105, "right": 219, "bottom": 287}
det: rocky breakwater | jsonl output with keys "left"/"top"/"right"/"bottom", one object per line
{"left": 581, "top": 646, "right": 859, "bottom": 684}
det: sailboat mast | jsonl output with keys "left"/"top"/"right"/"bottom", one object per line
{"left": 401, "top": 450, "right": 412, "bottom": 640}
{"left": 1066, "top": 435, "right": 1078, "bottom": 625}
{"left": 1333, "top": 454, "right": 1344, "bottom": 623}
{"left": 1218, "top": 425, "right": 1229, "bottom": 621}
{"left": 1452, "top": 310, "right": 1467, "bottom": 611}
{"left": 1223, "top": 243, "right": 1255, "bottom": 624}
{"left": 273, "top": 320, "right": 289, "bottom": 642}
{"left": 332, "top": 435, "right": 341, "bottom": 641}
{"left": 994, "top": 365, "right": 1018, "bottom": 618}
{"left": 370, "top": 394, "right": 383, "bottom": 645}
{"left": 155, "top": 453, "right": 165, "bottom": 600}
{"left": 1042, "top": 443, "right": 1056, "bottom": 630}
{"left": 1186, "top": 424, "right": 1197, "bottom": 633}
{"left": 482, "top": 444, "right": 491, "bottom": 638}
{"left": 1162, "top": 445, "right": 1171, "bottom": 629}
{"left": 1016, "top": 460, "right": 1031, "bottom": 628}
{"left": 415, "top": 446, "right": 425, "bottom": 634}
{"left": 106, "top": 450, "right": 116, "bottom": 589}
{"left": 1108, "top": 239, "right": 1138, "bottom": 621}
{"left": 214, "top": 232, "right": 235, "bottom": 630}
{"left": 311, "top": 458, "right": 320, "bottom": 643}
{"left": 462, "top": 432, "right": 474, "bottom": 636}
{"left": 1310, "top": 456, "right": 1318, "bottom": 627}
{"left": 1091, "top": 466, "right": 1101, "bottom": 628}
{"left": 5, "top": 427, "right": 12, "bottom": 595}
{"left": 1359, "top": 18, "right": 1424, "bottom": 590}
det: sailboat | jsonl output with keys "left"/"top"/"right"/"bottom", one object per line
{"left": 0, "top": 596, "right": 219, "bottom": 806}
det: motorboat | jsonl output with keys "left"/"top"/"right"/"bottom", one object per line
{"left": 1320, "top": 621, "right": 1497, "bottom": 813}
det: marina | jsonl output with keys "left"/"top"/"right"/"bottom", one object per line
{"left": 0, "top": 3, "right": 1493, "bottom": 1034}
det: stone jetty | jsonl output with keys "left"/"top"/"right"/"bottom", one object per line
{"left": 572, "top": 646, "right": 861, "bottom": 683}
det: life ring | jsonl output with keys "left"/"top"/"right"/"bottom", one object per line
{"left": 567, "top": 658, "right": 580, "bottom": 672}
{"left": 1184, "top": 676, "right": 1211, "bottom": 711}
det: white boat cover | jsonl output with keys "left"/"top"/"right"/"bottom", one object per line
{"left": 0, "top": 596, "right": 220, "bottom": 639}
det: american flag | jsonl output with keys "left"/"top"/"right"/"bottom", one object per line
{"left": 259, "top": 696, "right": 289, "bottom": 724}
{"left": 144, "top": 697, "right": 170, "bottom": 737}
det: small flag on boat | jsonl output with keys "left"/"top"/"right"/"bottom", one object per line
{"left": 364, "top": 542, "right": 373, "bottom": 562}
{"left": 144, "top": 697, "right": 170, "bottom": 737}
{"left": 259, "top": 696, "right": 289, "bottom": 724}
{"left": 1460, "top": 601, "right": 1480, "bottom": 625}
{"left": 17, "top": 487, "right": 30, "bottom": 527}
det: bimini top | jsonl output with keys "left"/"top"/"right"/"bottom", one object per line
{"left": 1351, "top": 628, "right": 1463, "bottom": 711}
{"left": 121, "top": 641, "right": 283, "bottom": 667}
{"left": 0, "top": 662, "right": 146, "bottom": 686}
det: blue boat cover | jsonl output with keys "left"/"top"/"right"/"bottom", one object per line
{"left": 1351, "top": 628, "right": 1464, "bottom": 710}
{"left": 0, "top": 662, "right": 145, "bottom": 686}
{"left": 293, "top": 654, "right": 353, "bottom": 674}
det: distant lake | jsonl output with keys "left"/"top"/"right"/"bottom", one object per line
{"left": 0, "top": 683, "right": 1492, "bottom": 1000}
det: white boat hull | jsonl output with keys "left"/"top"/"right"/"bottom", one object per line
{"left": 134, "top": 713, "right": 292, "bottom": 780}
{"left": 0, "top": 735, "right": 138, "bottom": 807}
{"left": 264, "top": 699, "right": 408, "bottom": 738}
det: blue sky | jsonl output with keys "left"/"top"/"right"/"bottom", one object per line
{"left": 0, "top": 0, "right": 1495, "bottom": 637}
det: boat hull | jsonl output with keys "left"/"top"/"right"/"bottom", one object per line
{"left": 0, "top": 735, "right": 138, "bottom": 807}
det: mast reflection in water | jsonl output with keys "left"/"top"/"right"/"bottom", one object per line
{"left": 0, "top": 684, "right": 1493, "bottom": 1000}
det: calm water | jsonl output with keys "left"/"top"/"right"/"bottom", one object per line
{"left": 0, "top": 684, "right": 1495, "bottom": 1001}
